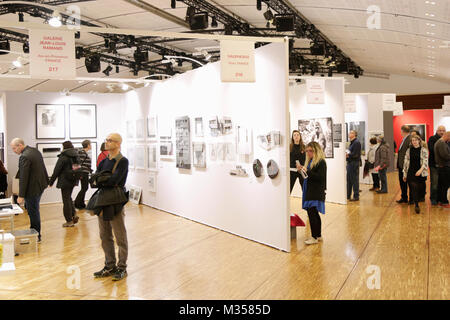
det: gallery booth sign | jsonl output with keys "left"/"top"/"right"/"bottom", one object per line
{"left": 29, "top": 29, "right": 76, "bottom": 80}
{"left": 220, "top": 40, "right": 255, "bottom": 82}
{"left": 306, "top": 79, "right": 325, "bottom": 104}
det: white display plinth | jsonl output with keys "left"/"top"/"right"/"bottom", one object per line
{"left": 0, "top": 262, "right": 15, "bottom": 275}
{"left": 0, "top": 232, "right": 15, "bottom": 275}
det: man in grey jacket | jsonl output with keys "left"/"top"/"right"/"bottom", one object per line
{"left": 10, "top": 138, "right": 49, "bottom": 242}
{"left": 434, "top": 131, "right": 450, "bottom": 208}
{"left": 397, "top": 125, "right": 412, "bottom": 204}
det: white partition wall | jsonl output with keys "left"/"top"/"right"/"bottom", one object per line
{"left": 289, "top": 78, "right": 347, "bottom": 205}
{"left": 434, "top": 109, "right": 450, "bottom": 130}
{"left": 124, "top": 43, "right": 291, "bottom": 252}
{"left": 345, "top": 94, "right": 370, "bottom": 184}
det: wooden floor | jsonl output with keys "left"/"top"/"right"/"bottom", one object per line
{"left": 0, "top": 172, "right": 448, "bottom": 300}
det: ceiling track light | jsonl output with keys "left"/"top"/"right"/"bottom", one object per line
{"left": 171, "top": 0, "right": 176, "bottom": 9}
{"left": 18, "top": 12, "right": 24, "bottom": 22}
{"left": 49, "top": 11, "right": 62, "bottom": 28}
{"left": 257, "top": 0, "right": 262, "bottom": 11}
{"left": 22, "top": 42, "right": 29, "bottom": 54}
{"left": 211, "top": 16, "right": 218, "bottom": 28}
{"left": 263, "top": 9, "right": 274, "bottom": 22}
{"left": 103, "top": 65, "right": 113, "bottom": 76}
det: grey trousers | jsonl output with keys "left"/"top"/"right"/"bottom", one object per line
{"left": 98, "top": 210, "right": 128, "bottom": 270}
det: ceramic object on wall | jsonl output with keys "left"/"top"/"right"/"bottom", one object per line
{"left": 253, "top": 159, "right": 263, "bottom": 177}
{"left": 267, "top": 159, "right": 279, "bottom": 179}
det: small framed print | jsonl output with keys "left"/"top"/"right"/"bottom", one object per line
{"left": 69, "top": 104, "right": 97, "bottom": 138}
{"left": 36, "top": 104, "right": 65, "bottom": 139}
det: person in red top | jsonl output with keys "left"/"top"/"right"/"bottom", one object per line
{"left": 97, "top": 142, "right": 109, "bottom": 168}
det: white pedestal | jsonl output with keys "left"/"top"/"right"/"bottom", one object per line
{"left": 1, "top": 232, "right": 15, "bottom": 275}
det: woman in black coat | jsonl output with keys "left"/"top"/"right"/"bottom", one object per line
{"left": 49, "top": 141, "right": 80, "bottom": 227}
{"left": 290, "top": 130, "right": 306, "bottom": 193}
{"left": 297, "top": 141, "right": 327, "bottom": 245}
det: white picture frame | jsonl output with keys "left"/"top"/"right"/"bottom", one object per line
{"left": 36, "top": 104, "right": 65, "bottom": 139}
{"left": 129, "top": 185, "right": 142, "bottom": 204}
{"left": 135, "top": 145, "right": 146, "bottom": 170}
{"left": 127, "top": 146, "right": 135, "bottom": 169}
{"left": 193, "top": 142, "right": 206, "bottom": 168}
{"left": 136, "top": 118, "right": 146, "bottom": 140}
{"left": 126, "top": 120, "right": 135, "bottom": 140}
{"left": 148, "top": 172, "right": 156, "bottom": 193}
{"left": 147, "top": 116, "right": 158, "bottom": 139}
{"left": 147, "top": 144, "right": 158, "bottom": 171}
{"left": 69, "top": 104, "right": 97, "bottom": 139}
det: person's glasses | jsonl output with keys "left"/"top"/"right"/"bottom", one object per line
{"left": 105, "top": 139, "right": 117, "bottom": 143}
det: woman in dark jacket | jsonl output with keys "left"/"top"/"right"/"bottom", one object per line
{"left": 290, "top": 130, "right": 306, "bottom": 193}
{"left": 49, "top": 141, "right": 80, "bottom": 227}
{"left": 374, "top": 135, "right": 390, "bottom": 194}
{"left": 297, "top": 141, "right": 327, "bottom": 245}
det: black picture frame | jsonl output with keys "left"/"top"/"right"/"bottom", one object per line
{"left": 69, "top": 104, "right": 97, "bottom": 139}
{"left": 36, "top": 104, "right": 66, "bottom": 139}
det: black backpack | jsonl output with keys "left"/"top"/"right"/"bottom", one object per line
{"left": 66, "top": 156, "right": 85, "bottom": 182}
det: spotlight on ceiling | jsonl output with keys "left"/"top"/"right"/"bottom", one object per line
{"left": 85, "top": 54, "right": 101, "bottom": 73}
{"left": 18, "top": 12, "right": 24, "bottom": 22}
{"left": 74, "top": 31, "right": 80, "bottom": 39}
{"left": 0, "top": 39, "right": 11, "bottom": 55}
{"left": 310, "top": 42, "right": 325, "bottom": 55}
{"left": 185, "top": 6, "right": 196, "bottom": 23}
{"left": 257, "top": 0, "right": 262, "bottom": 11}
{"left": 211, "top": 16, "right": 218, "bottom": 28}
{"left": 134, "top": 48, "right": 148, "bottom": 64}
{"left": 224, "top": 24, "right": 233, "bottom": 35}
{"left": 328, "top": 68, "right": 333, "bottom": 77}
{"left": 116, "top": 65, "right": 120, "bottom": 73}
{"left": 103, "top": 65, "right": 113, "bottom": 76}
{"left": 189, "top": 12, "right": 209, "bottom": 30}
{"left": 75, "top": 46, "right": 84, "bottom": 59}
{"left": 171, "top": 0, "right": 176, "bottom": 9}
{"left": 263, "top": 9, "right": 274, "bottom": 22}
{"left": 274, "top": 14, "right": 295, "bottom": 32}
{"left": 23, "top": 42, "right": 29, "bottom": 54}
{"left": 178, "top": 59, "right": 183, "bottom": 67}
{"left": 49, "top": 11, "right": 62, "bottom": 27}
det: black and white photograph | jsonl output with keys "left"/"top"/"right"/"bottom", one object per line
{"left": 195, "top": 117, "right": 204, "bottom": 137}
{"left": 347, "top": 121, "right": 366, "bottom": 155}
{"left": 127, "top": 146, "right": 135, "bottom": 169}
{"left": 209, "top": 116, "right": 220, "bottom": 137}
{"left": 236, "top": 125, "right": 252, "bottom": 155}
{"left": 129, "top": 185, "right": 142, "bottom": 204}
{"left": 147, "top": 116, "right": 158, "bottom": 139}
{"left": 209, "top": 143, "right": 217, "bottom": 161}
{"left": 160, "top": 138, "right": 174, "bottom": 159}
{"left": 69, "top": 104, "right": 97, "bottom": 139}
{"left": 406, "top": 124, "right": 427, "bottom": 141}
{"left": 298, "top": 117, "right": 333, "bottom": 158}
{"left": 147, "top": 144, "right": 157, "bottom": 171}
{"left": 175, "top": 116, "right": 191, "bottom": 169}
{"left": 192, "top": 142, "right": 206, "bottom": 168}
{"left": 36, "top": 143, "right": 62, "bottom": 174}
{"left": 136, "top": 119, "right": 146, "bottom": 140}
{"left": 257, "top": 131, "right": 282, "bottom": 151}
{"left": 36, "top": 104, "right": 65, "bottom": 139}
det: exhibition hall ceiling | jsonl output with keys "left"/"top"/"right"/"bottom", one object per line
{"left": 0, "top": 0, "right": 448, "bottom": 93}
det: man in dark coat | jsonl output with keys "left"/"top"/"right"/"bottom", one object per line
{"left": 346, "top": 130, "right": 361, "bottom": 201}
{"left": 397, "top": 125, "right": 412, "bottom": 204}
{"left": 428, "top": 125, "right": 446, "bottom": 205}
{"left": 10, "top": 138, "right": 48, "bottom": 242}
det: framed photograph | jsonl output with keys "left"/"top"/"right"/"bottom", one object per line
{"left": 135, "top": 145, "right": 146, "bottom": 170}
{"left": 147, "top": 116, "right": 158, "bottom": 139}
{"left": 36, "top": 104, "right": 65, "bottom": 139}
{"left": 193, "top": 142, "right": 206, "bottom": 168}
{"left": 298, "top": 117, "right": 334, "bottom": 158}
{"left": 175, "top": 116, "right": 191, "bottom": 169}
{"left": 126, "top": 120, "right": 135, "bottom": 140}
{"left": 148, "top": 172, "right": 156, "bottom": 193}
{"left": 406, "top": 124, "right": 427, "bottom": 141}
{"left": 136, "top": 119, "right": 146, "bottom": 140}
{"left": 147, "top": 144, "right": 158, "bottom": 171}
{"left": 129, "top": 185, "right": 142, "bottom": 204}
{"left": 127, "top": 146, "right": 135, "bottom": 169}
{"left": 69, "top": 104, "right": 97, "bottom": 138}
{"left": 160, "top": 138, "right": 174, "bottom": 160}
{"left": 36, "top": 143, "right": 63, "bottom": 175}
{"left": 195, "top": 117, "right": 204, "bottom": 137}
{"left": 73, "top": 141, "right": 97, "bottom": 173}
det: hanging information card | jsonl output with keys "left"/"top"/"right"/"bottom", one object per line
{"left": 443, "top": 96, "right": 450, "bottom": 111}
{"left": 382, "top": 93, "right": 396, "bottom": 111}
{"left": 344, "top": 94, "right": 357, "bottom": 113}
{"left": 306, "top": 79, "right": 325, "bottom": 104}
{"left": 220, "top": 40, "right": 255, "bottom": 82}
{"left": 393, "top": 102, "right": 403, "bottom": 116}
{"left": 29, "top": 29, "right": 76, "bottom": 80}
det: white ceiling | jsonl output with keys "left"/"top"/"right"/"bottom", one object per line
{"left": 0, "top": 0, "right": 448, "bottom": 93}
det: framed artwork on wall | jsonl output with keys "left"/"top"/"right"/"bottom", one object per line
{"left": 126, "top": 120, "right": 135, "bottom": 140}
{"left": 134, "top": 145, "right": 146, "bottom": 169}
{"left": 148, "top": 172, "right": 156, "bottom": 193}
{"left": 129, "top": 185, "right": 142, "bottom": 204}
{"left": 147, "top": 116, "right": 158, "bottom": 139}
{"left": 69, "top": 104, "right": 97, "bottom": 138}
{"left": 147, "top": 144, "right": 158, "bottom": 171}
{"left": 175, "top": 116, "right": 191, "bottom": 169}
{"left": 298, "top": 117, "right": 334, "bottom": 158}
{"left": 127, "top": 146, "right": 135, "bottom": 169}
{"left": 136, "top": 119, "right": 146, "bottom": 140}
{"left": 192, "top": 142, "right": 206, "bottom": 168}
{"left": 36, "top": 104, "right": 65, "bottom": 139}
{"left": 406, "top": 124, "right": 427, "bottom": 141}
{"left": 36, "top": 142, "right": 63, "bottom": 175}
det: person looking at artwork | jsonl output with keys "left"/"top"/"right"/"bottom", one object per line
{"left": 397, "top": 125, "right": 412, "bottom": 204}
{"left": 97, "top": 142, "right": 109, "bottom": 168}
{"left": 366, "top": 137, "right": 380, "bottom": 191}
{"left": 93, "top": 133, "right": 129, "bottom": 281}
{"left": 434, "top": 131, "right": 450, "bottom": 208}
{"left": 49, "top": 141, "right": 80, "bottom": 227}
{"left": 290, "top": 130, "right": 306, "bottom": 193}
{"left": 296, "top": 141, "right": 326, "bottom": 245}
{"left": 0, "top": 159, "right": 8, "bottom": 199}
{"left": 403, "top": 135, "right": 428, "bottom": 214}
{"left": 346, "top": 130, "right": 361, "bottom": 201}
{"left": 428, "top": 125, "right": 446, "bottom": 205}
{"left": 74, "top": 140, "right": 93, "bottom": 209}
{"left": 373, "top": 136, "right": 390, "bottom": 194}
{"left": 10, "top": 138, "right": 48, "bottom": 242}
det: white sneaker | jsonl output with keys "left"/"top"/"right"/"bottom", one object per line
{"left": 304, "top": 237, "right": 319, "bottom": 245}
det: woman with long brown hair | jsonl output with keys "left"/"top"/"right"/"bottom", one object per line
{"left": 290, "top": 130, "right": 306, "bottom": 193}
{"left": 297, "top": 141, "right": 327, "bottom": 245}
